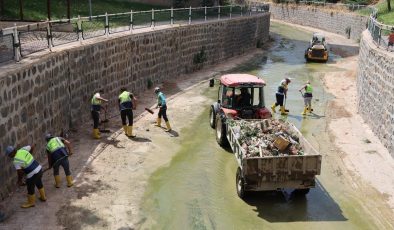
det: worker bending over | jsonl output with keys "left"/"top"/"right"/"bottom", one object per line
{"left": 45, "top": 134, "right": 74, "bottom": 188}
{"left": 91, "top": 90, "right": 108, "bottom": 139}
{"left": 271, "top": 78, "right": 291, "bottom": 115}
{"left": 5, "top": 145, "right": 46, "bottom": 208}
{"left": 119, "top": 88, "right": 137, "bottom": 137}
{"left": 299, "top": 81, "right": 313, "bottom": 116}
{"left": 154, "top": 87, "right": 171, "bottom": 132}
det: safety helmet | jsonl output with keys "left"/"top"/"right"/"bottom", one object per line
{"left": 45, "top": 133, "right": 53, "bottom": 141}
{"left": 5, "top": 146, "right": 15, "bottom": 156}
{"left": 154, "top": 87, "right": 160, "bottom": 94}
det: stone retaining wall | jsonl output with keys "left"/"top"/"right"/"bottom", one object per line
{"left": 0, "top": 14, "right": 270, "bottom": 199}
{"left": 269, "top": 3, "right": 368, "bottom": 40}
{"left": 357, "top": 30, "right": 394, "bottom": 156}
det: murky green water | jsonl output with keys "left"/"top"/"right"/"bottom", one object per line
{"left": 139, "top": 22, "right": 386, "bottom": 230}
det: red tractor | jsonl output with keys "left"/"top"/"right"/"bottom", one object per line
{"left": 209, "top": 74, "right": 272, "bottom": 146}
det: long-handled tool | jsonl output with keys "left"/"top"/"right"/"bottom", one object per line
{"left": 145, "top": 107, "right": 154, "bottom": 114}
{"left": 284, "top": 96, "right": 290, "bottom": 112}
{"left": 99, "top": 106, "right": 111, "bottom": 133}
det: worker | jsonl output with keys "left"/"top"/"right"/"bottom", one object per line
{"left": 45, "top": 134, "right": 74, "bottom": 188}
{"left": 154, "top": 87, "right": 171, "bottom": 132}
{"left": 299, "top": 81, "right": 313, "bottom": 116}
{"left": 236, "top": 88, "right": 252, "bottom": 107}
{"left": 91, "top": 89, "right": 108, "bottom": 139}
{"left": 5, "top": 145, "right": 46, "bottom": 208}
{"left": 271, "top": 78, "right": 291, "bottom": 115}
{"left": 388, "top": 28, "right": 394, "bottom": 51}
{"left": 119, "top": 88, "right": 137, "bottom": 137}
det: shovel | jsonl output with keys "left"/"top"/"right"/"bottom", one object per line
{"left": 284, "top": 96, "right": 289, "bottom": 112}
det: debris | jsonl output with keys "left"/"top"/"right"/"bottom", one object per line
{"left": 228, "top": 119, "right": 304, "bottom": 158}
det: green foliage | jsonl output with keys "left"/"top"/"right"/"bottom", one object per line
{"left": 193, "top": 47, "right": 207, "bottom": 65}
{"left": 1, "top": 0, "right": 165, "bottom": 21}
{"left": 147, "top": 79, "right": 153, "bottom": 89}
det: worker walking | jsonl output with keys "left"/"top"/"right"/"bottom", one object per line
{"left": 299, "top": 81, "right": 313, "bottom": 116}
{"left": 154, "top": 87, "right": 171, "bottom": 132}
{"left": 91, "top": 90, "right": 108, "bottom": 139}
{"left": 5, "top": 145, "right": 46, "bottom": 208}
{"left": 119, "top": 88, "right": 137, "bottom": 137}
{"left": 271, "top": 78, "right": 291, "bottom": 115}
{"left": 45, "top": 134, "right": 74, "bottom": 188}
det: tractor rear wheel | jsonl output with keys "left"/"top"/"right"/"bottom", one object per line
{"left": 215, "top": 116, "right": 228, "bottom": 147}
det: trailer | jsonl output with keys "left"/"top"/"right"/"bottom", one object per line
{"left": 225, "top": 119, "right": 322, "bottom": 198}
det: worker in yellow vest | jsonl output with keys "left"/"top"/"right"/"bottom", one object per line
{"left": 118, "top": 88, "right": 137, "bottom": 137}
{"left": 5, "top": 145, "right": 46, "bottom": 208}
{"left": 45, "top": 134, "right": 74, "bottom": 188}
{"left": 91, "top": 90, "right": 108, "bottom": 139}
{"left": 299, "top": 81, "right": 313, "bottom": 116}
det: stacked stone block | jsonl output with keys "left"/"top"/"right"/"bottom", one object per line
{"left": 0, "top": 14, "right": 270, "bottom": 199}
{"left": 270, "top": 3, "right": 367, "bottom": 40}
{"left": 357, "top": 31, "right": 394, "bottom": 156}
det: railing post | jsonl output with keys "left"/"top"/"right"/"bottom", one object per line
{"left": 77, "top": 15, "right": 82, "bottom": 43}
{"left": 249, "top": 6, "right": 252, "bottom": 16}
{"left": 189, "top": 6, "right": 191, "bottom": 25}
{"left": 230, "top": 5, "right": 232, "bottom": 19}
{"left": 105, "top": 12, "right": 109, "bottom": 36}
{"left": 151, "top": 9, "right": 155, "bottom": 29}
{"left": 13, "top": 24, "right": 20, "bottom": 61}
{"left": 130, "top": 10, "right": 133, "bottom": 32}
{"left": 204, "top": 6, "right": 207, "bottom": 21}
{"left": 46, "top": 19, "right": 53, "bottom": 51}
{"left": 377, "top": 26, "right": 382, "bottom": 47}
{"left": 171, "top": 7, "right": 174, "bottom": 26}
{"left": 218, "top": 5, "right": 221, "bottom": 20}
{"left": 241, "top": 6, "right": 243, "bottom": 16}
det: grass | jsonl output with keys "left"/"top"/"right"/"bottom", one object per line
{"left": 1, "top": 0, "right": 166, "bottom": 21}
{"left": 374, "top": 0, "right": 394, "bottom": 24}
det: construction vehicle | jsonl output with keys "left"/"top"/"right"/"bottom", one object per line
{"left": 209, "top": 74, "right": 322, "bottom": 199}
{"left": 305, "top": 33, "right": 329, "bottom": 62}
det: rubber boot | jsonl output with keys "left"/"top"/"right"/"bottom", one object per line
{"left": 93, "top": 129, "right": 101, "bottom": 139}
{"left": 280, "top": 106, "right": 288, "bottom": 115}
{"left": 165, "top": 121, "right": 172, "bottom": 132}
{"left": 308, "top": 106, "right": 313, "bottom": 113}
{"left": 66, "top": 175, "right": 74, "bottom": 187}
{"left": 123, "top": 126, "right": 127, "bottom": 135}
{"left": 54, "top": 175, "right": 61, "bottom": 188}
{"left": 21, "top": 195, "right": 35, "bottom": 208}
{"left": 271, "top": 103, "right": 277, "bottom": 113}
{"left": 38, "top": 188, "right": 47, "bottom": 202}
{"left": 155, "top": 118, "right": 161, "bottom": 127}
{"left": 301, "top": 106, "right": 308, "bottom": 116}
{"left": 127, "top": 126, "right": 136, "bottom": 138}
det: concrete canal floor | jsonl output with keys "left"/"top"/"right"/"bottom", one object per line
{"left": 1, "top": 21, "right": 393, "bottom": 230}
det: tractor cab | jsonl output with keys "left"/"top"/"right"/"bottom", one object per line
{"left": 209, "top": 74, "right": 271, "bottom": 128}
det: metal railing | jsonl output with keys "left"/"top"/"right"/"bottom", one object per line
{"left": 367, "top": 7, "right": 394, "bottom": 51}
{"left": 0, "top": 4, "right": 269, "bottom": 64}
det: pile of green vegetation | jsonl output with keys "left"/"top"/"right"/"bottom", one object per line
{"left": 0, "top": 0, "right": 165, "bottom": 21}
{"left": 373, "top": 0, "right": 394, "bottom": 24}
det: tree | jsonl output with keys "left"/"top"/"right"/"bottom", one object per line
{"left": 387, "top": 0, "right": 391, "bottom": 12}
